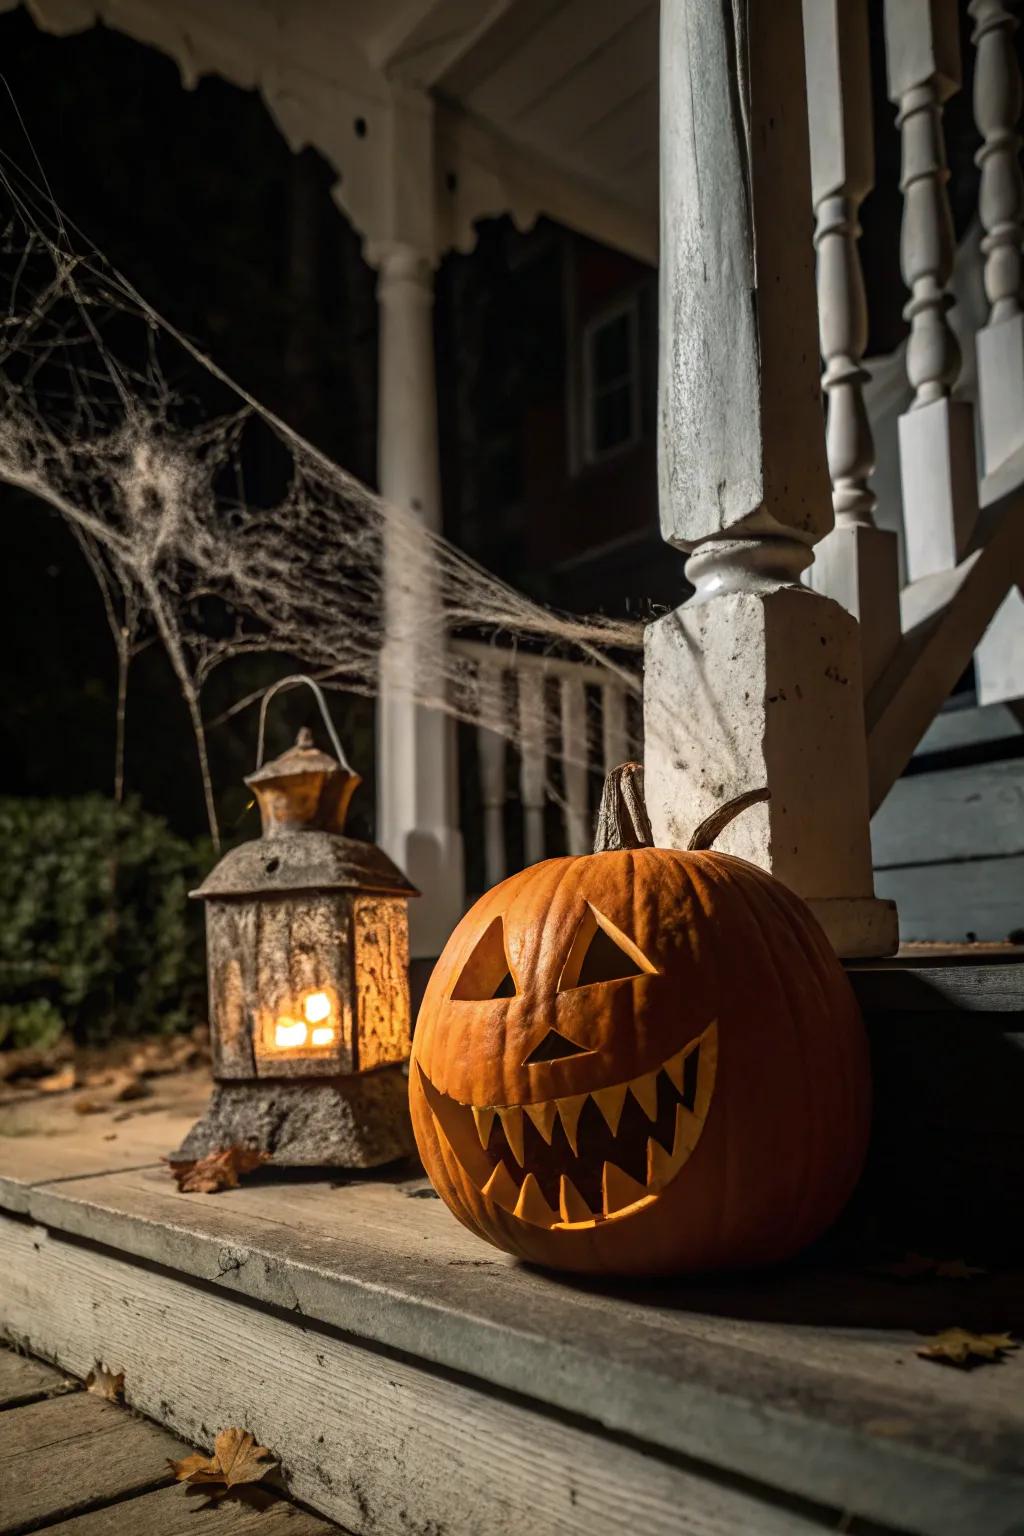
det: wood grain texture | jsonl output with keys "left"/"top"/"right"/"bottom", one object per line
{"left": 874, "top": 855, "right": 1024, "bottom": 943}
{"left": 848, "top": 955, "right": 1024, "bottom": 1012}
{"left": 0, "top": 1071, "right": 207, "bottom": 1213}
{"left": 0, "top": 1346, "right": 77, "bottom": 1410}
{"left": 871, "top": 759, "right": 1024, "bottom": 866}
{"left": 0, "top": 1215, "right": 834, "bottom": 1536}
{"left": 5, "top": 1166, "right": 1024, "bottom": 1535}
{"left": 35, "top": 1482, "right": 331, "bottom": 1536}
{"left": 0, "top": 1389, "right": 183, "bottom": 1534}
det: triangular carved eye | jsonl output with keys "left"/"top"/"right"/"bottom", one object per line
{"left": 451, "top": 916, "right": 517, "bottom": 1000}
{"left": 558, "top": 904, "right": 658, "bottom": 991}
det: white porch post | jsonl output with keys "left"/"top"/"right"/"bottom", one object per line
{"left": 375, "top": 241, "right": 465, "bottom": 956}
{"left": 368, "top": 86, "right": 465, "bottom": 958}
{"left": 645, "top": 0, "right": 897, "bottom": 958}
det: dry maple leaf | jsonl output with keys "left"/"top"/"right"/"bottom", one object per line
{"left": 871, "top": 1252, "right": 987, "bottom": 1282}
{"left": 916, "top": 1328, "right": 1019, "bottom": 1367}
{"left": 169, "top": 1428, "right": 276, "bottom": 1492}
{"left": 85, "top": 1363, "right": 125, "bottom": 1401}
{"left": 38, "top": 1065, "right": 76, "bottom": 1094}
{"left": 166, "top": 1145, "right": 268, "bottom": 1194}
{"left": 933, "top": 1259, "right": 987, "bottom": 1281}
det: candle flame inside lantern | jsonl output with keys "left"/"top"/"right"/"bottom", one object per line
{"left": 303, "top": 992, "right": 331, "bottom": 1024}
{"left": 274, "top": 1018, "right": 307, "bottom": 1048}
{"left": 273, "top": 993, "right": 334, "bottom": 1050}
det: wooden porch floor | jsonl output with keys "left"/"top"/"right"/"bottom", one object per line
{"left": 1, "top": 1061, "right": 1022, "bottom": 1536}
{"left": 0, "top": 1346, "right": 335, "bottom": 1535}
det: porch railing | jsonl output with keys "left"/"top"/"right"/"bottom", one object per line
{"left": 451, "top": 638, "right": 640, "bottom": 890}
{"left": 452, "top": 0, "right": 1024, "bottom": 939}
{"left": 805, "top": 0, "right": 1024, "bottom": 817}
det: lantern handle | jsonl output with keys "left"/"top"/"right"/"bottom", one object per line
{"left": 255, "top": 674, "right": 354, "bottom": 773}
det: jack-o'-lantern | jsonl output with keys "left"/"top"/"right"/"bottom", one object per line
{"left": 410, "top": 764, "right": 870, "bottom": 1276}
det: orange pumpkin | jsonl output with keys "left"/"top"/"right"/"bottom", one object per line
{"left": 410, "top": 765, "right": 870, "bottom": 1276}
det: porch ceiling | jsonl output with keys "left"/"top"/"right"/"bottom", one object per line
{"left": 433, "top": 0, "right": 659, "bottom": 229}
{"left": 7, "top": 0, "right": 659, "bottom": 263}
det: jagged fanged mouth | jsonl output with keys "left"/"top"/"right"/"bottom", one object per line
{"left": 418, "top": 1021, "right": 717, "bottom": 1229}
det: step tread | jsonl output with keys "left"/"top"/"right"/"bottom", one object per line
{"left": 3, "top": 1152, "right": 1022, "bottom": 1536}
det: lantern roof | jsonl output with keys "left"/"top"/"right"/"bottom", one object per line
{"left": 191, "top": 829, "right": 419, "bottom": 901}
{"left": 246, "top": 726, "right": 361, "bottom": 837}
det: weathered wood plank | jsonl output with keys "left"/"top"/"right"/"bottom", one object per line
{"left": 0, "top": 1215, "right": 837, "bottom": 1536}
{"left": 5, "top": 1169, "right": 1023, "bottom": 1535}
{"left": 36, "top": 1482, "right": 331, "bottom": 1536}
{"left": 872, "top": 758, "right": 1024, "bottom": 866}
{"left": 0, "top": 1389, "right": 183, "bottom": 1534}
{"left": 0, "top": 1071, "right": 208, "bottom": 1212}
{"left": 0, "top": 1347, "right": 77, "bottom": 1410}
{"left": 874, "top": 854, "right": 1024, "bottom": 943}
{"left": 848, "top": 954, "right": 1024, "bottom": 1012}
{"left": 914, "top": 701, "right": 1024, "bottom": 756}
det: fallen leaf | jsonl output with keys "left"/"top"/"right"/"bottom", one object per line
{"left": 110, "top": 1071, "right": 152, "bottom": 1102}
{"left": 917, "top": 1329, "right": 1019, "bottom": 1368}
{"left": 871, "top": 1253, "right": 987, "bottom": 1282}
{"left": 82, "top": 1068, "right": 118, "bottom": 1089}
{"left": 132, "top": 1034, "right": 201, "bottom": 1077}
{"left": 38, "top": 1065, "right": 76, "bottom": 1094}
{"left": 169, "top": 1428, "right": 276, "bottom": 1492}
{"left": 85, "top": 1363, "right": 125, "bottom": 1401}
{"left": 73, "top": 1097, "right": 107, "bottom": 1116}
{"left": 934, "top": 1259, "right": 987, "bottom": 1281}
{"left": 166, "top": 1146, "right": 268, "bottom": 1194}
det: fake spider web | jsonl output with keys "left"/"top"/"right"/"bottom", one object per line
{"left": 0, "top": 156, "right": 644, "bottom": 842}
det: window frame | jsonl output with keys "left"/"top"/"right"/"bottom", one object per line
{"left": 579, "top": 293, "right": 642, "bottom": 468}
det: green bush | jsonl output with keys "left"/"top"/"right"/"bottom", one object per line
{"left": 0, "top": 796, "right": 212, "bottom": 1046}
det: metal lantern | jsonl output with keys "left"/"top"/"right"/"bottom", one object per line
{"left": 175, "top": 677, "right": 418, "bottom": 1168}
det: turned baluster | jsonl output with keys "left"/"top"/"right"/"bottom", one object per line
{"left": 970, "top": 0, "right": 1024, "bottom": 473}
{"left": 804, "top": 0, "right": 900, "bottom": 690}
{"left": 884, "top": 0, "right": 978, "bottom": 581}
{"left": 601, "top": 682, "right": 629, "bottom": 777}
{"left": 559, "top": 676, "right": 590, "bottom": 856}
{"left": 972, "top": 0, "right": 1024, "bottom": 329}
{"left": 516, "top": 668, "right": 547, "bottom": 867}
{"left": 475, "top": 659, "right": 507, "bottom": 888}
{"left": 970, "top": 0, "right": 1024, "bottom": 704}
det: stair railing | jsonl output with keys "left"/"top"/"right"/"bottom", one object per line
{"left": 806, "top": 0, "right": 1024, "bottom": 817}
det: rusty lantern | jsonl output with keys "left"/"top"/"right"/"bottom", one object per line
{"left": 175, "top": 676, "right": 418, "bottom": 1168}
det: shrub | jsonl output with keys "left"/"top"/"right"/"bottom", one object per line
{"left": 0, "top": 796, "right": 211, "bottom": 1046}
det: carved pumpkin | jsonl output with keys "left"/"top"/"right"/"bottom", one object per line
{"left": 410, "top": 765, "right": 870, "bottom": 1276}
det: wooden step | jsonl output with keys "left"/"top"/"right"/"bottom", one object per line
{"left": 1, "top": 1079, "right": 1022, "bottom": 1536}
{"left": 847, "top": 948, "right": 1024, "bottom": 1263}
{"left": 0, "top": 1346, "right": 331, "bottom": 1536}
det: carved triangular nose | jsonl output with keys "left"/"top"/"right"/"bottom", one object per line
{"left": 523, "top": 1029, "right": 591, "bottom": 1066}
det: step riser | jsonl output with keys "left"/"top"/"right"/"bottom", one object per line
{"left": 0, "top": 1213, "right": 841, "bottom": 1536}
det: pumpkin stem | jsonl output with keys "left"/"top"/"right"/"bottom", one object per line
{"left": 593, "top": 762, "right": 654, "bottom": 851}
{"left": 686, "top": 786, "right": 770, "bottom": 852}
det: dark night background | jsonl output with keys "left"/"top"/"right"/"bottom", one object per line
{"left": 0, "top": 2, "right": 998, "bottom": 845}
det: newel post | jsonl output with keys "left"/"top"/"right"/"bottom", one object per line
{"left": 645, "top": 0, "right": 897, "bottom": 958}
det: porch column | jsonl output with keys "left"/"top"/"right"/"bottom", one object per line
{"left": 374, "top": 241, "right": 465, "bottom": 957}
{"left": 645, "top": 0, "right": 897, "bottom": 958}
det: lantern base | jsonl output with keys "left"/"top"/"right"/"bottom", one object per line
{"left": 173, "top": 1065, "right": 415, "bottom": 1169}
